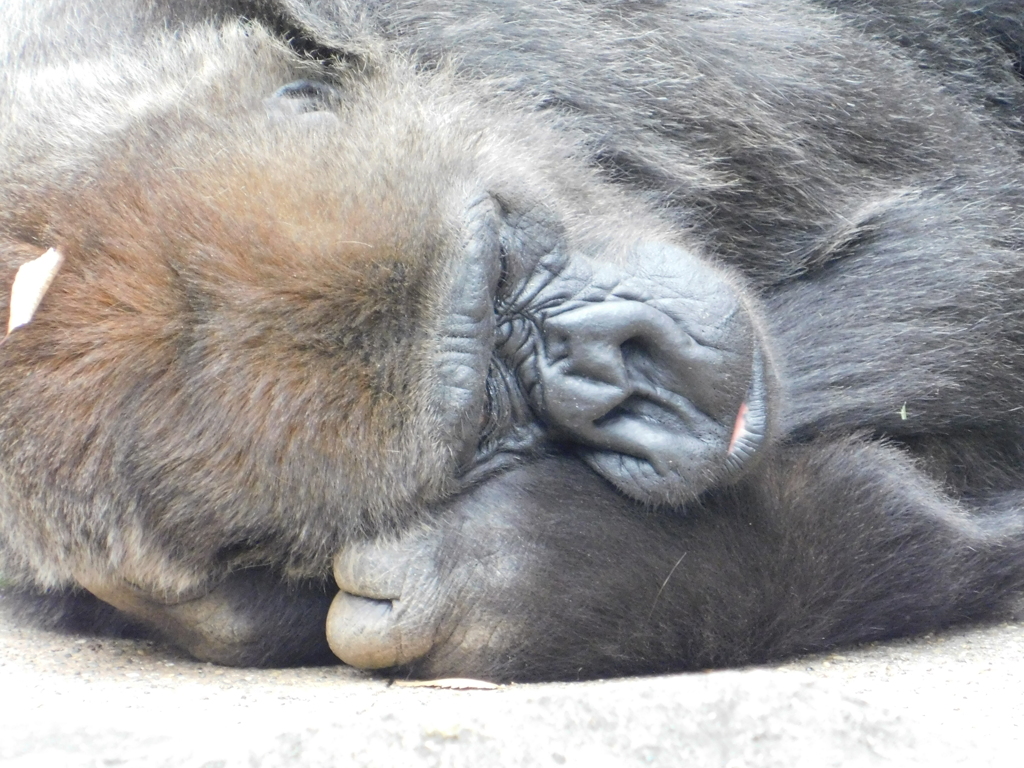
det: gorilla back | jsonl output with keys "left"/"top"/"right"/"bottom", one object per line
{"left": 2, "top": 0, "right": 1024, "bottom": 681}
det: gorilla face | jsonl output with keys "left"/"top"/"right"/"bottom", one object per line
{"left": 264, "top": 80, "right": 774, "bottom": 511}
{"left": 0, "top": 28, "right": 770, "bottom": 600}
{"left": 259, "top": 73, "right": 774, "bottom": 513}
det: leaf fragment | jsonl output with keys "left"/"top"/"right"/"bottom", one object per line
{"left": 392, "top": 678, "right": 500, "bottom": 690}
{"left": 7, "top": 247, "right": 64, "bottom": 335}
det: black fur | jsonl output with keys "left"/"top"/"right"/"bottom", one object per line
{"left": 2, "top": 1, "right": 1024, "bottom": 681}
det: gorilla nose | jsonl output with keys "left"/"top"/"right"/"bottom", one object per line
{"left": 514, "top": 241, "right": 766, "bottom": 505}
{"left": 538, "top": 299, "right": 736, "bottom": 433}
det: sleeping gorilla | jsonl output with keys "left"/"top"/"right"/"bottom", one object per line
{"left": 2, "top": 0, "right": 1024, "bottom": 682}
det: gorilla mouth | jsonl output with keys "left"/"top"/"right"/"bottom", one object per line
{"left": 728, "top": 404, "right": 750, "bottom": 455}
{"left": 724, "top": 349, "right": 770, "bottom": 475}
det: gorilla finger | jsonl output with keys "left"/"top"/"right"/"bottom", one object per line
{"left": 329, "top": 535, "right": 446, "bottom": 669}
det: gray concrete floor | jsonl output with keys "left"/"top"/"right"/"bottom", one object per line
{"left": 1, "top": 595, "right": 1023, "bottom": 767}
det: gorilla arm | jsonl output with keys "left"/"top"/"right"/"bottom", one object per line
{"left": 329, "top": 445, "right": 1024, "bottom": 683}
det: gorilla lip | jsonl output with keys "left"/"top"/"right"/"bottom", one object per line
{"left": 725, "top": 350, "right": 769, "bottom": 468}
{"left": 727, "top": 403, "right": 749, "bottom": 455}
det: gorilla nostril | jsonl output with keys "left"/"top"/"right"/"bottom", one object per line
{"left": 619, "top": 337, "right": 647, "bottom": 361}
{"left": 592, "top": 394, "right": 644, "bottom": 430}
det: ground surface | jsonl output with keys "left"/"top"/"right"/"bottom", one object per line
{"left": 1, "top": 594, "right": 1023, "bottom": 767}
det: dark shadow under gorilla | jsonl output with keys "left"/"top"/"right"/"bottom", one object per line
{"left": 2, "top": 0, "right": 1024, "bottom": 682}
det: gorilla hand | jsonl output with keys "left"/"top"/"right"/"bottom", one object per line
{"left": 327, "top": 458, "right": 700, "bottom": 682}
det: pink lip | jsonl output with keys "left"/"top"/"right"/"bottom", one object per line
{"left": 727, "top": 402, "right": 749, "bottom": 455}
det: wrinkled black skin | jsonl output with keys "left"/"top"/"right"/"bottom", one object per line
{"left": 11, "top": 0, "right": 1024, "bottom": 681}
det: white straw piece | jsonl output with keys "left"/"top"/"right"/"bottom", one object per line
{"left": 6, "top": 247, "right": 64, "bottom": 336}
